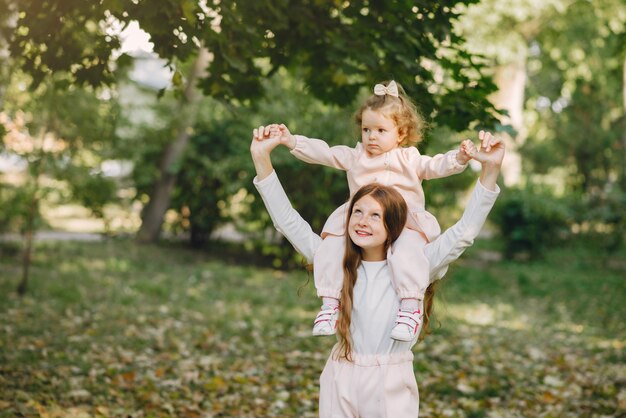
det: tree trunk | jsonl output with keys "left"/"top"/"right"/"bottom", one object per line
{"left": 17, "top": 154, "right": 43, "bottom": 296}
{"left": 17, "top": 193, "right": 37, "bottom": 295}
{"left": 621, "top": 54, "right": 626, "bottom": 190}
{"left": 491, "top": 59, "right": 527, "bottom": 186}
{"left": 136, "top": 47, "right": 211, "bottom": 243}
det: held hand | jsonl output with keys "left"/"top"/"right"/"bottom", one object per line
{"left": 256, "top": 123, "right": 296, "bottom": 149}
{"left": 478, "top": 130, "right": 499, "bottom": 153}
{"left": 472, "top": 131, "right": 505, "bottom": 191}
{"left": 457, "top": 139, "right": 477, "bottom": 165}
{"left": 253, "top": 124, "right": 275, "bottom": 141}
{"left": 472, "top": 130, "right": 504, "bottom": 168}
{"left": 251, "top": 125, "right": 282, "bottom": 157}
{"left": 266, "top": 123, "right": 296, "bottom": 149}
{"left": 250, "top": 126, "right": 281, "bottom": 181}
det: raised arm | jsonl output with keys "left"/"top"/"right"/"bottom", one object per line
{"left": 251, "top": 128, "right": 322, "bottom": 263}
{"left": 290, "top": 135, "right": 357, "bottom": 170}
{"left": 411, "top": 137, "right": 480, "bottom": 181}
{"left": 475, "top": 130, "right": 502, "bottom": 192}
{"left": 251, "top": 126, "right": 279, "bottom": 181}
{"left": 424, "top": 133, "right": 504, "bottom": 281}
{"left": 410, "top": 148, "right": 468, "bottom": 180}
{"left": 261, "top": 123, "right": 356, "bottom": 170}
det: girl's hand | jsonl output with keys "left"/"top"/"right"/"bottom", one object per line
{"left": 473, "top": 131, "right": 504, "bottom": 167}
{"left": 250, "top": 126, "right": 281, "bottom": 180}
{"left": 253, "top": 125, "right": 273, "bottom": 141}
{"left": 478, "top": 130, "right": 498, "bottom": 153}
{"left": 251, "top": 126, "right": 281, "bottom": 157}
{"left": 457, "top": 139, "right": 477, "bottom": 164}
{"left": 475, "top": 131, "right": 505, "bottom": 191}
{"left": 255, "top": 123, "right": 296, "bottom": 150}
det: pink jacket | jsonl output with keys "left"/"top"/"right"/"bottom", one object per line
{"left": 291, "top": 135, "right": 467, "bottom": 242}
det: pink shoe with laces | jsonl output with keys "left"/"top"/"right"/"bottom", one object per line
{"left": 312, "top": 305, "right": 339, "bottom": 336}
{"left": 390, "top": 308, "right": 422, "bottom": 341}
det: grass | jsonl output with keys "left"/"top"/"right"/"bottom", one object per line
{"left": 0, "top": 237, "right": 625, "bottom": 417}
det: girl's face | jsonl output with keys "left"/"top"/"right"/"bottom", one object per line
{"left": 361, "top": 108, "right": 403, "bottom": 157}
{"left": 347, "top": 194, "right": 388, "bottom": 261}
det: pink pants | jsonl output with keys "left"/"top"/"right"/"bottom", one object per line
{"left": 314, "top": 229, "right": 429, "bottom": 300}
{"left": 319, "top": 350, "right": 419, "bottom": 418}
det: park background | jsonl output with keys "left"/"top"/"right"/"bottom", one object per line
{"left": 1, "top": 0, "right": 625, "bottom": 417}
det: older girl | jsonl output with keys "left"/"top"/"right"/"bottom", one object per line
{"left": 251, "top": 127, "right": 504, "bottom": 417}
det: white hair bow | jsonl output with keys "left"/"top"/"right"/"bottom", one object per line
{"left": 373, "top": 80, "right": 399, "bottom": 97}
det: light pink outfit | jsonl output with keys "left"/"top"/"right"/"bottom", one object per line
{"left": 291, "top": 135, "right": 467, "bottom": 299}
{"left": 320, "top": 350, "right": 418, "bottom": 417}
{"left": 253, "top": 170, "right": 500, "bottom": 417}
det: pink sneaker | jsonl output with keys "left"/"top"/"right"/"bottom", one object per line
{"left": 312, "top": 305, "right": 339, "bottom": 336}
{"left": 390, "top": 309, "right": 422, "bottom": 341}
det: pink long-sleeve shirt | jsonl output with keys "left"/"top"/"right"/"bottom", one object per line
{"left": 291, "top": 135, "right": 467, "bottom": 241}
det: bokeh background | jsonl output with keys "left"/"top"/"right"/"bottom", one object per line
{"left": 1, "top": 1, "right": 625, "bottom": 417}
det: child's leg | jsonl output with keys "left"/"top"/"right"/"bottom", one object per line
{"left": 387, "top": 229, "right": 429, "bottom": 341}
{"left": 387, "top": 229, "right": 429, "bottom": 299}
{"left": 312, "top": 234, "right": 345, "bottom": 336}
{"left": 314, "top": 234, "right": 345, "bottom": 299}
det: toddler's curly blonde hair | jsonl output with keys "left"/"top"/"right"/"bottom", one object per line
{"left": 355, "top": 81, "right": 426, "bottom": 147}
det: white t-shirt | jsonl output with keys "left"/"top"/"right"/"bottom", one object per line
{"left": 352, "top": 260, "right": 419, "bottom": 354}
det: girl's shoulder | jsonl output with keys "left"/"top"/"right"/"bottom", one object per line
{"left": 397, "top": 145, "right": 421, "bottom": 159}
{"left": 352, "top": 141, "right": 366, "bottom": 156}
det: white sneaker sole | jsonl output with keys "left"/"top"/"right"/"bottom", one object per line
{"left": 390, "top": 327, "right": 415, "bottom": 341}
{"left": 312, "top": 328, "right": 336, "bottom": 336}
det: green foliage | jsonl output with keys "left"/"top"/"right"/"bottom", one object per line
{"left": 65, "top": 169, "right": 118, "bottom": 220}
{"left": 6, "top": 0, "right": 121, "bottom": 89}
{"left": 571, "top": 188, "right": 626, "bottom": 253}
{"left": 0, "top": 184, "right": 31, "bottom": 233}
{"left": 202, "top": 0, "right": 499, "bottom": 128}
{"left": 124, "top": 69, "right": 353, "bottom": 261}
{"left": 170, "top": 120, "right": 250, "bottom": 248}
{"left": 1, "top": 70, "right": 122, "bottom": 237}
{"left": 515, "top": 0, "right": 626, "bottom": 254}
{"left": 5, "top": 0, "right": 499, "bottom": 130}
{"left": 523, "top": 0, "right": 626, "bottom": 192}
{"left": 456, "top": 0, "right": 626, "bottom": 254}
{"left": 491, "top": 186, "right": 572, "bottom": 259}
{"left": 5, "top": 0, "right": 504, "bottom": 253}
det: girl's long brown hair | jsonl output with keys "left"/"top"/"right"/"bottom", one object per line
{"left": 336, "top": 184, "right": 407, "bottom": 361}
{"left": 421, "top": 281, "right": 438, "bottom": 340}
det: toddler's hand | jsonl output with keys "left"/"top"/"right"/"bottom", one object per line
{"left": 457, "top": 139, "right": 476, "bottom": 165}
{"left": 254, "top": 123, "right": 296, "bottom": 149}
{"left": 267, "top": 123, "right": 296, "bottom": 149}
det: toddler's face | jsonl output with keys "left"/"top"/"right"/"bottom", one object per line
{"left": 360, "top": 108, "right": 402, "bottom": 156}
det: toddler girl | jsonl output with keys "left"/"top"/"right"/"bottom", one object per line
{"left": 267, "top": 80, "right": 475, "bottom": 341}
